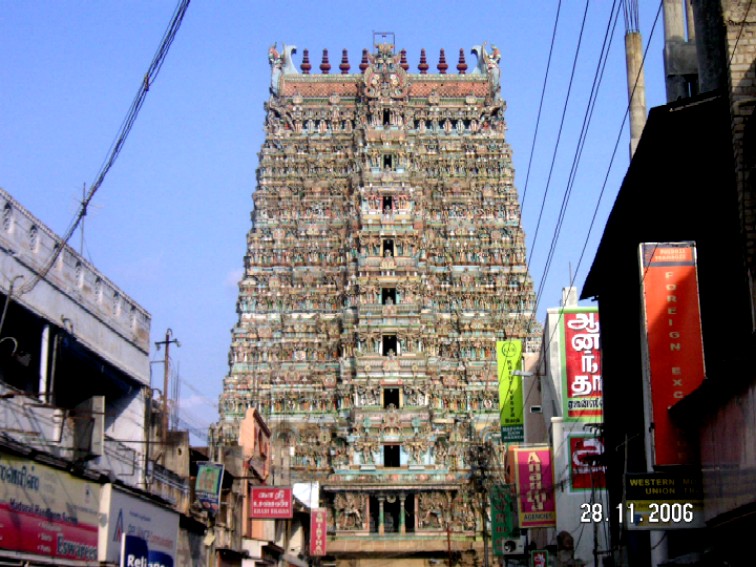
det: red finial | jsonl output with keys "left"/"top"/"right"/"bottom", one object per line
{"left": 359, "top": 49, "right": 369, "bottom": 73}
{"left": 437, "top": 49, "right": 448, "bottom": 74}
{"left": 418, "top": 48, "right": 429, "bottom": 74}
{"left": 339, "top": 49, "right": 350, "bottom": 74}
{"left": 301, "top": 49, "right": 311, "bottom": 75}
{"left": 320, "top": 49, "right": 331, "bottom": 74}
{"left": 457, "top": 48, "right": 468, "bottom": 74}
{"left": 400, "top": 49, "right": 409, "bottom": 71}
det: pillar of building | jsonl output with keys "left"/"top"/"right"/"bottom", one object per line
{"left": 378, "top": 495, "right": 385, "bottom": 536}
{"left": 399, "top": 493, "right": 406, "bottom": 535}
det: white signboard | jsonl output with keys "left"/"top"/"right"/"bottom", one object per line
{"left": 98, "top": 484, "right": 178, "bottom": 564}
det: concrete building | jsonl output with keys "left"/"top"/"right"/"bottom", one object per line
{"left": 217, "top": 38, "right": 540, "bottom": 566}
{"left": 540, "top": 287, "right": 608, "bottom": 567}
{"left": 582, "top": 2, "right": 756, "bottom": 565}
{"left": 0, "top": 187, "right": 187, "bottom": 565}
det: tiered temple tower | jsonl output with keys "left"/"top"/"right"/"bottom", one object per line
{"left": 218, "top": 37, "right": 540, "bottom": 565}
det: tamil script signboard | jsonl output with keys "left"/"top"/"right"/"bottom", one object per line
{"left": 0, "top": 455, "right": 99, "bottom": 562}
{"left": 249, "top": 487, "right": 293, "bottom": 519}
{"left": 561, "top": 309, "right": 603, "bottom": 421}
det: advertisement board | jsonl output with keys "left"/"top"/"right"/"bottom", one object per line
{"left": 490, "top": 484, "right": 517, "bottom": 556}
{"left": 309, "top": 508, "right": 328, "bottom": 556}
{"left": 639, "top": 242, "right": 706, "bottom": 465}
{"left": 625, "top": 471, "right": 704, "bottom": 530}
{"left": 0, "top": 454, "right": 99, "bottom": 561}
{"left": 512, "top": 446, "right": 556, "bottom": 528}
{"left": 568, "top": 435, "right": 606, "bottom": 491}
{"left": 99, "top": 483, "right": 178, "bottom": 564}
{"left": 496, "top": 340, "right": 524, "bottom": 443}
{"left": 531, "top": 550, "right": 549, "bottom": 567}
{"left": 195, "top": 461, "right": 224, "bottom": 513}
{"left": 561, "top": 309, "right": 603, "bottom": 421}
{"left": 250, "top": 486, "right": 293, "bottom": 519}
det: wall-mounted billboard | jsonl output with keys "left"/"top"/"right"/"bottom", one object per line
{"left": 250, "top": 486, "right": 293, "bottom": 519}
{"left": 0, "top": 455, "right": 99, "bottom": 561}
{"left": 512, "top": 446, "right": 556, "bottom": 528}
{"left": 561, "top": 309, "right": 603, "bottom": 421}
{"left": 496, "top": 340, "right": 524, "bottom": 443}
{"left": 639, "top": 242, "right": 705, "bottom": 465}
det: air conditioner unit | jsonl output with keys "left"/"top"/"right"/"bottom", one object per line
{"left": 501, "top": 535, "right": 526, "bottom": 556}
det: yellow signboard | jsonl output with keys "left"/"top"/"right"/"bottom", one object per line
{"left": 496, "top": 340, "right": 523, "bottom": 443}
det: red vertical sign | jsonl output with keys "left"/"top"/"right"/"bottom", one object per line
{"left": 569, "top": 435, "right": 606, "bottom": 490}
{"left": 309, "top": 508, "right": 327, "bottom": 557}
{"left": 562, "top": 310, "right": 603, "bottom": 420}
{"left": 640, "top": 243, "right": 705, "bottom": 465}
{"left": 513, "top": 447, "right": 556, "bottom": 528}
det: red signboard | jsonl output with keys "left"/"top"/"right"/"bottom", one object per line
{"left": 309, "top": 508, "right": 327, "bottom": 556}
{"left": 512, "top": 446, "right": 556, "bottom": 528}
{"left": 249, "top": 487, "right": 293, "bottom": 519}
{"left": 562, "top": 310, "right": 603, "bottom": 420}
{"left": 0, "top": 503, "right": 98, "bottom": 560}
{"left": 569, "top": 435, "right": 606, "bottom": 491}
{"left": 531, "top": 550, "right": 549, "bottom": 567}
{"left": 640, "top": 243, "right": 705, "bottom": 465}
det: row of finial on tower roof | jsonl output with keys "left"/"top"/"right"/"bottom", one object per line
{"left": 299, "top": 48, "right": 470, "bottom": 75}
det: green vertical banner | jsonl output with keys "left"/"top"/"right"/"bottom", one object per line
{"left": 491, "top": 484, "right": 517, "bottom": 556}
{"left": 497, "top": 340, "right": 524, "bottom": 443}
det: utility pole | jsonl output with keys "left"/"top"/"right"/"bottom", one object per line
{"left": 155, "top": 328, "right": 180, "bottom": 449}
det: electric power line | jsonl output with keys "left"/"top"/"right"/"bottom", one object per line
{"left": 17, "top": 0, "right": 191, "bottom": 296}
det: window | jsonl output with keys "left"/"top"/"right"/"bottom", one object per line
{"left": 382, "top": 335, "right": 397, "bottom": 356}
{"left": 382, "top": 196, "right": 393, "bottom": 212}
{"left": 383, "top": 445, "right": 400, "bottom": 467}
{"left": 383, "top": 109, "right": 391, "bottom": 126}
{"left": 382, "top": 288, "right": 397, "bottom": 305}
{"left": 382, "top": 239, "right": 394, "bottom": 257}
{"left": 383, "top": 154, "right": 393, "bottom": 169}
{"left": 383, "top": 388, "right": 400, "bottom": 408}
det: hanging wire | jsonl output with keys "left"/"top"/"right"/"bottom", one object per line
{"left": 520, "top": 0, "right": 563, "bottom": 213}
{"left": 18, "top": 0, "right": 191, "bottom": 296}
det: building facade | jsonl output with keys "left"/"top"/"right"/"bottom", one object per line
{"left": 582, "top": 2, "right": 756, "bottom": 565}
{"left": 0, "top": 188, "right": 189, "bottom": 566}
{"left": 218, "top": 39, "right": 540, "bottom": 565}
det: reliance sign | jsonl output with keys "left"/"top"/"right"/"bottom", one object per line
{"left": 639, "top": 242, "right": 705, "bottom": 466}
{"left": 249, "top": 487, "right": 293, "bottom": 519}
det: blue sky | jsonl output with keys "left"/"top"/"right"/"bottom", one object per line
{"left": 0, "top": 1, "right": 667, "bottom": 442}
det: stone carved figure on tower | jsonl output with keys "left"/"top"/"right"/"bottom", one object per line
{"left": 334, "top": 493, "right": 365, "bottom": 530}
{"left": 268, "top": 43, "right": 297, "bottom": 96}
{"left": 418, "top": 492, "right": 449, "bottom": 529}
{"left": 471, "top": 42, "right": 502, "bottom": 100}
{"left": 406, "top": 436, "right": 430, "bottom": 464}
{"left": 361, "top": 43, "right": 408, "bottom": 101}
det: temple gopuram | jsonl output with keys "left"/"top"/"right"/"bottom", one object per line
{"left": 217, "top": 36, "right": 540, "bottom": 566}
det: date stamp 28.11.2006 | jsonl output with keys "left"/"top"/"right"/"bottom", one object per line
{"left": 579, "top": 502, "right": 699, "bottom": 527}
